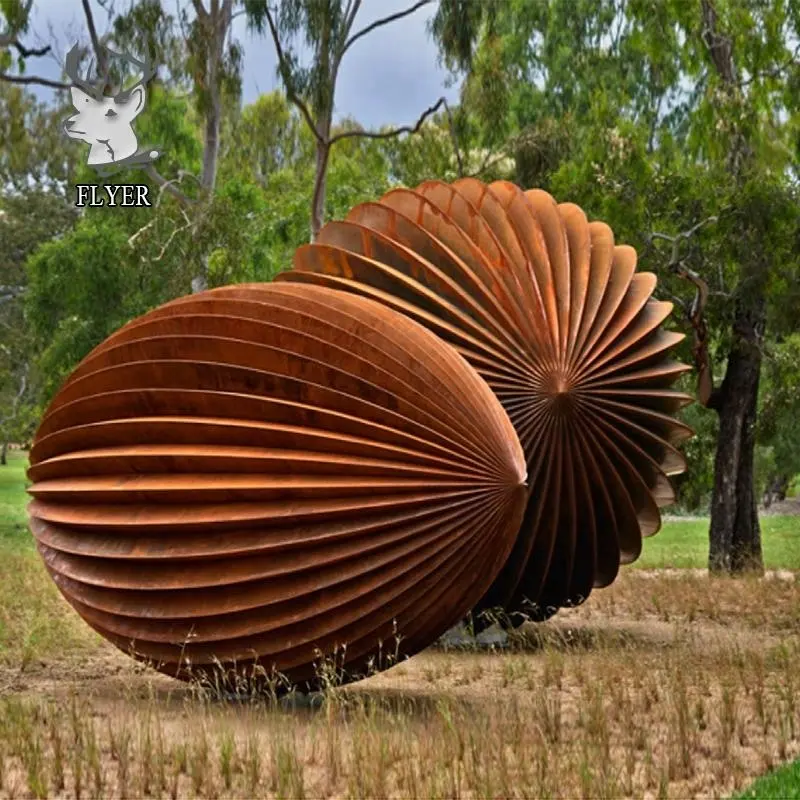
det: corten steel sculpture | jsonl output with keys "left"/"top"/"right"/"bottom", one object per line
{"left": 276, "top": 178, "right": 694, "bottom": 624}
{"left": 27, "top": 283, "right": 528, "bottom": 688}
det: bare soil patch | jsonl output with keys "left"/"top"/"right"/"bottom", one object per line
{"left": 1, "top": 569, "right": 799, "bottom": 799}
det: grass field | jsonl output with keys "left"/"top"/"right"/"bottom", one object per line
{"left": 0, "top": 451, "right": 29, "bottom": 547}
{"left": 1, "top": 452, "right": 799, "bottom": 798}
{"left": 6, "top": 450, "right": 799, "bottom": 569}
{"left": 736, "top": 759, "right": 800, "bottom": 798}
{"left": 636, "top": 514, "right": 800, "bottom": 571}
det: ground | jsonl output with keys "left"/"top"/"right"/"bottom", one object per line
{"left": 1, "top": 451, "right": 799, "bottom": 799}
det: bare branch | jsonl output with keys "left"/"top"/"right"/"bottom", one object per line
{"left": 660, "top": 288, "right": 691, "bottom": 314}
{"left": 329, "top": 97, "right": 445, "bottom": 145}
{"left": 342, "top": 0, "right": 433, "bottom": 58}
{"left": 466, "top": 150, "right": 511, "bottom": 180}
{"left": 15, "top": 41, "right": 49, "bottom": 57}
{"left": 13, "top": 369, "right": 27, "bottom": 408}
{"left": 261, "top": 4, "right": 323, "bottom": 142}
{"left": 127, "top": 217, "right": 158, "bottom": 248}
{"left": 0, "top": 72, "right": 68, "bottom": 89}
{"left": 81, "top": 0, "right": 108, "bottom": 76}
{"left": 0, "top": 35, "right": 51, "bottom": 57}
{"left": 143, "top": 165, "right": 198, "bottom": 207}
{"left": 341, "top": 0, "right": 362, "bottom": 41}
{"left": 649, "top": 215, "right": 719, "bottom": 266}
{"left": 0, "top": 2, "right": 42, "bottom": 56}
{"left": 128, "top": 173, "right": 196, "bottom": 249}
{"left": 153, "top": 219, "right": 193, "bottom": 261}
{"left": 191, "top": 0, "right": 209, "bottom": 20}
{"left": 0, "top": 364, "right": 29, "bottom": 428}
{"left": 647, "top": 215, "right": 721, "bottom": 409}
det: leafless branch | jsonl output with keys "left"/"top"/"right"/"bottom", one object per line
{"left": 13, "top": 369, "right": 27, "bottom": 408}
{"left": 649, "top": 215, "right": 719, "bottom": 266}
{"left": 191, "top": 0, "right": 209, "bottom": 20}
{"left": 0, "top": 34, "right": 51, "bottom": 58}
{"left": 660, "top": 289, "right": 691, "bottom": 315}
{"left": 342, "top": 0, "right": 433, "bottom": 58}
{"left": 648, "top": 215, "right": 721, "bottom": 408}
{"left": 128, "top": 174, "right": 195, "bottom": 249}
{"left": 153, "top": 219, "right": 193, "bottom": 261}
{"left": 127, "top": 217, "right": 158, "bottom": 248}
{"left": 466, "top": 151, "right": 511, "bottom": 179}
{"left": 143, "top": 165, "right": 198, "bottom": 207}
{"left": 81, "top": 0, "right": 108, "bottom": 76}
{"left": 341, "top": 0, "right": 362, "bottom": 43}
{"left": 0, "top": 364, "right": 29, "bottom": 428}
{"left": 0, "top": 0, "right": 42, "bottom": 58}
{"left": 329, "top": 97, "right": 445, "bottom": 144}
{"left": 261, "top": 4, "right": 323, "bottom": 142}
{"left": 0, "top": 72, "right": 68, "bottom": 89}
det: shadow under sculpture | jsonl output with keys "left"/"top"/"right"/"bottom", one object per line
{"left": 277, "top": 178, "right": 694, "bottom": 628}
{"left": 26, "top": 283, "right": 528, "bottom": 690}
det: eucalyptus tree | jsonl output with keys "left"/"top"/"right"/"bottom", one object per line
{"left": 244, "top": 0, "right": 447, "bottom": 239}
{"left": 432, "top": 0, "right": 800, "bottom": 572}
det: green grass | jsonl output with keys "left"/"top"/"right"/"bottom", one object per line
{"left": 2, "top": 450, "right": 799, "bottom": 569}
{"left": 1, "top": 453, "right": 799, "bottom": 797}
{"left": 0, "top": 451, "right": 97, "bottom": 665}
{"left": 0, "top": 451, "right": 797, "bottom": 666}
{"left": 637, "top": 515, "right": 800, "bottom": 570}
{"left": 0, "top": 450, "right": 31, "bottom": 548}
{"left": 736, "top": 760, "right": 800, "bottom": 798}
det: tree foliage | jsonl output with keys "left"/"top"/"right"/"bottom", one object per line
{"left": 432, "top": 0, "right": 800, "bottom": 570}
{"left": 1, "top": 0, "right": 799, "bottom": 576}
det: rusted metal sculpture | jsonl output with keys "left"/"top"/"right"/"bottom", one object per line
{"left": 277, "top": 179, "right": 693, "bottom": 624}
{"left": 27, "top": 283, "right": 527, "bottom": 688}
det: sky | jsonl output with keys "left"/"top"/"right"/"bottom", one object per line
{"left": 23, "top": 0, "right": 461, "bottom": 128}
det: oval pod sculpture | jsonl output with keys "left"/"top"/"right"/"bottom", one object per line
{"left": 27, "top": 283, "right": 527, "bottom": 688}
{"left": 277, "top": 179, "right": 694, "bottom": 624}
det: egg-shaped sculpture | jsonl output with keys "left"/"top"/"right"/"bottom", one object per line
{"left": 27, "top": 282, "right": 527, "bottom": 688}
{"left": 276, "top": 179, "right": 693, "bottom": 625}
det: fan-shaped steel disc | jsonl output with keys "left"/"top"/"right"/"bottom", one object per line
{"left": 277, "top": 179, "right": 693, "bottom": 623}
{"left": 27, "top": 283, "right": 527, "bottom": 687}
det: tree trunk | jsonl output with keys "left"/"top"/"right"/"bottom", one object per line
{"left": 199, "top": 1, "right": 226, "bottom": 195}
{"left": 0, "top": 441, "right": 7, "bottom": 466}
{"left": 708, "top": 291, "right": 765, "bottom": 574}
{"left": 192, "top": 0, "right": 232, "bottom": 293}
{"left": 201, "top": 99, "right": 221, "bottom": 196}
{"left": 311, "top": 137, "right": 331, "bottom": 242}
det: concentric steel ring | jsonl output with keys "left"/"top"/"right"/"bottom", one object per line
{"left": 277, "top": 179, "right": 693, "bottom": 622}
{"left": 27, "top": 282, "right": 527, "bottom": 686}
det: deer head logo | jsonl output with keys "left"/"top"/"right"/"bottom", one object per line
{"left": 63, "top": 44, "right": 160, "bottom": 174}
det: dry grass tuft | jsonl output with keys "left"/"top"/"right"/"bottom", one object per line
{"left": 0, "top": 570, "right": 798, "bottom": 798}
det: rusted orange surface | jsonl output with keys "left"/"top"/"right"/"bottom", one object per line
{"left": 277, "top": 179, "right": 693, "bottom": 624}
{"left": 27, "top": 283, "right": 527, "bottom": 688}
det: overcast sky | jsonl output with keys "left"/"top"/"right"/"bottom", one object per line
{"left": 23, "top": 0, "right": 460, "bottom": 128}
